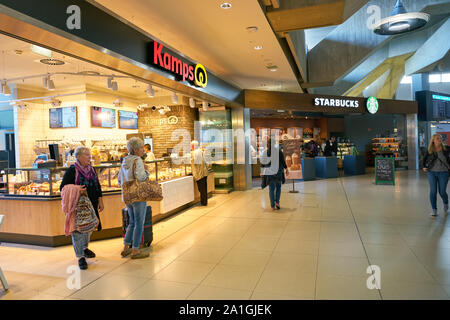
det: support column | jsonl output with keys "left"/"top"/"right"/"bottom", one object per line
{"left": 412, "top": 73, "right": 430, "bottom": 95}
{"left": 406, "top": 114, "right": 419, "bottom": 171}
{"left": 231, "top": 107, "right": 252, "bottom": 191}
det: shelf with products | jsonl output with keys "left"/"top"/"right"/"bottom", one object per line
{"left": 3, "top": 159, "right": 193, "bottom": 198}
{"left": 337, "top": 142, "right": 356, "bottom": 159}
{"left": 371, "top": 137, "right": 404, "bottom": 159}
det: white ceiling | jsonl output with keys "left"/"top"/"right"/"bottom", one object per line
{"left": 0, "top": 34, "right": 173, "bottom": 99}
{"left": 92, "top": 0, "right": 301, "bottom": 92}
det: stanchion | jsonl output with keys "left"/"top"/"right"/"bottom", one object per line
{"left": 289, "top": 179, "right": 299, "bottom": 193}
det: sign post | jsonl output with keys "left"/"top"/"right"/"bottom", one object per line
{"left": 375, "top": 157, "right": 395, "bottom": 185}
{"left": 282, "top": 139, "right": 302, "bottom": 193}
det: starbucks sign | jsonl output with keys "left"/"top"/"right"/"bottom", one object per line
{"left": 367, "top": 96, "right": 379, "bottom": 114}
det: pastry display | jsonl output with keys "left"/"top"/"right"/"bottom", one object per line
{"left": 286, "top": 156, "right": 292, "bottom": 168}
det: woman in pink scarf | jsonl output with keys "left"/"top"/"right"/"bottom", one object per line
{"left": 60, "top": 146, "right": 104, "bottom": 270}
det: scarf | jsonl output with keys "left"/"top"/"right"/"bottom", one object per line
{"left": 74, "top": 161, "right": 96, "bottom": 185}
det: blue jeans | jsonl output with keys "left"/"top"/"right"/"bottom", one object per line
{"left": 269, "top": 181, "right": 282, "bottom": 208}
{"left": 72, "top": 231, "right": 91, "bottom": 258}
{"left": 124, "top": 201, "right": 147, "bottom": 250}
{"left": 428, "top": 171, "right": 449, "bottom": 210}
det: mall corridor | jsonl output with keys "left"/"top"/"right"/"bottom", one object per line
{"left": 1, "top": 171, "right": 450, "bottom": 300}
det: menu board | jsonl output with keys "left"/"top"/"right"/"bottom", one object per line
{"left": 282, "top": 139, "right": 302, "bottom": 180}
{"left": 119, "top": 110, "right": 138, "bottom": 129}
{"left": 49, "top": 107, "right": 77, "bottom": 128}
{"left": 375, "top": 157, "right": 395, "bottom": 185}
{"left": 91, "top": 106, "right": 116, "bottom": 128}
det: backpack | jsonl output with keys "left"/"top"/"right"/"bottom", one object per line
{"left": 75, "top": 195, "right": 99, "bottom": 233}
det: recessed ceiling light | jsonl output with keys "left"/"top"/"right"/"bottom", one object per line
{"left": 266, "top": 65, "right": 278, "bottom": 72}
{"left": 254, "top": 45, "right": 263, "bottom": 50}
{"left": 40, "top": 58, "right": 65, "bottom": 66}
{"left": 246, "top": 26, "right": 258, "bottom": 33}
{"left": 220, "top": 2, "right": 232, "bottom": 9}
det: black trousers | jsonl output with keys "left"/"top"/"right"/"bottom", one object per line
{"left": 196, "top": 176, "right": 208, "bottom": 206}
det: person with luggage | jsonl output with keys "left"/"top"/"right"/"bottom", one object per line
{"left": 191, "top": 140, "right": 209, "bottom": 206}
{"left": 60, "top": 146, "right": 104, "bottom": 270}
{"left": 423, "top": 134, "right": 450, "bottom": 217}
{"left": 118, "top": 137, "right": 150, "bottom": 259}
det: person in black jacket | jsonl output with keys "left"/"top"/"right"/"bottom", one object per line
{"left": 60, "top": 146, "right": 104, "bottom": 269}
{"left": 260, "top": 138, "right": 288, "bottom": 210}
{"left": 423, "top": 134, "right": 450, "bottom": 217}
{"left": 324, "top": 137, "right": 338, "bottom": 157}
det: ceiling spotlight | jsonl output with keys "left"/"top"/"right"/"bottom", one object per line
{"left": 172, "top": 92, "right": 178, "bottom": 104}
{"left": 42, "top": 76, "right": 49, "bottom": 89}
{"left": 266, "top": 65, "right": 278, "bottom": 72}
{"left": 113, "top": 98, "right": 123, "bottom": 107}
{"left": 189, "top": 97, "right": 196, "bottom": 108}
{"left": 111, "top": 81, "right": 118, "bottom": 91}
{"left": 145, "top": 84, "right": 155, "bottom": 98}
{"left": 254, "top": 45, "right": 263, "bottom": 50}
{"left": 50, "top": 99, "right": 61, "bottom": 107}
{"left": 372, "top": 0, "right": 429, "bottom": 35}
{"left": 202, "top": 101, "right": 209, "bottom": 111}
{"left": 220, "top": 2, "right": 232, "bottom": 9}
{"left": 246, "top": 26, "right": 258, "bottom": 33}
{"left": 47, "top": 78, "right": 55, "bottom": 91}
{"left": 107, "top": 77, "right": 113, "bottom": 89}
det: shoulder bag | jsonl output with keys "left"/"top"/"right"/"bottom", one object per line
{"left": 122, "top": 159, "right": 163, "bottom": 205}
{"left": 75, "top": 195, "right": 99, "bottom": 233}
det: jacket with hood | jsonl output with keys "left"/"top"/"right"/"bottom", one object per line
{"left": 118, "top": 154, "right": 149, "bottom": 188}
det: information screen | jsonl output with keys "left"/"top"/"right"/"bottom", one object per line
{"left": 91, "top": 106, "right": 116, "bottom": 128}
{"left": 118, "top": 110, "right": 138, "bottom": 129}
{"left": 49, "top": 107, "right": 77, "bottom": 128}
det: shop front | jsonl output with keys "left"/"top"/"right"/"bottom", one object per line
{"left": 246, "top": 90, "right": 418, "bottom": 182}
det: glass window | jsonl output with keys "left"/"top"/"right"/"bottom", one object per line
{"left": 400, "top": 76, "right": 412, "bottom": 84}
{"left": 442, "top": 73, "right": 450, "bottom": 83}
{"left": 429, "top": 74, "right": 441, "bottom": 83}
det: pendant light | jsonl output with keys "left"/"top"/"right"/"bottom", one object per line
{"left": 372, "top": 0, "right": 430, "bottom": 35}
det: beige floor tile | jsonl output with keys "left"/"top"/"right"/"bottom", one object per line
{"left": 280, "top": 229, "right": 321, "bottom": 242}
{"left": 319, "top": 241, "right": 366, "bottom": 258}
{"left": 364, "top": 244, "right": 417, "bottom": 261}
{"left": 152, "top": 260, "right": 215, "bottom": 285}
{"left": 250, "top": 291, "right": 311, "bottom": 300}
{"left": 220, "top": 249, "right": 272, "bottom": 268}
{"left": 195, "top": 233, "right": 243, "bottom": 250}
{"left": 110, "top": 258, "right": 172, "bottom": 278}
{"left": 201, "top": 264, "right": 264, "bottom": 291}
{"left": 319, "top": 230, "right": 361, "bottom": 243}
{"left": 264, "top": 252, "right": 317, "bottom": 274}
{"left": 187, "top": 285, "right": 251, "bottom": 300}
{"left": 254, "top": 269, "right": 316, "bottom": 298}
{"left": 315, "top": 275, "right": 381, "bottom": 300}
{"left": 317, "top": 256, "right": 370, "bottom": 278}
{"left": 360, "top": 233, "right": 407, "bottom": 246}
{"left": 274, "top": 239, "right": 319, "bottom": 255}
{"left": 370, "top": 259, "right": 437, "bottom": 284}
{"left": 70, "top": 274, "right": 148, "bottom": 300}
{"left": 234, "top": 235, "right": 279, "bottom": 252}
{"left": 380, "top": 281, "right": 449, "bottom": 300}
{"left": 177, "top": 245, "right": 231, "bottom": 264}
{"left": 126, "top": 279, "right": 196, "bottom": 300}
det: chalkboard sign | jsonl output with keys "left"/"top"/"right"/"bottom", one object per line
{"left": 375, "top": 157, "right": 395, "bottom": 185}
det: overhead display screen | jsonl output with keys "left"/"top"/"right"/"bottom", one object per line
{"left": 91, "top": 106, "right": 116, "bottom": 128}
{"left": 49, "top": 107, "right": 77, "bottom": 128}
{"left": 119, "top": 110, "right": 138, "bottom": 129}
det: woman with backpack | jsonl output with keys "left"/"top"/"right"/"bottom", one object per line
{"left": 423, "top": 134, "right": 450, "bottom": 217}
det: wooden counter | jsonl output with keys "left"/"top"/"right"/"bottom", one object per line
{"left": 0, "top": 172, "right": 215, "bottom": 247}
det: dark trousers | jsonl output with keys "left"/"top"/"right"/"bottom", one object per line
{"left": 196, "top": 176, "right": 208, "bottom": 206}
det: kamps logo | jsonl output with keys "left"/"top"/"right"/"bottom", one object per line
{"left": 150, "top": 41, "right": 207, "bottom": 88}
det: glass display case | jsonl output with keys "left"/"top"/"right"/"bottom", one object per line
{"left": 5, "top": 159, "right": 192, "bottom": 198}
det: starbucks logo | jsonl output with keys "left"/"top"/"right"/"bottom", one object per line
{"left": 367, "top": 96, "right": 379, "bottom": 114}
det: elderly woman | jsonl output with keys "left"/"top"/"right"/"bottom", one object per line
{"left": 60, "top": 146, "right": 104, "bottom": 270}
{"left": 118, "top": 137, "right": 150, "bottom": 259}
{"left": 191, "top": 140, "right": 208, "bottom": 206}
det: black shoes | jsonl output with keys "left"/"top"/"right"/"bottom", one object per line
{"left": 78, "top": 257, "right": 88, "bottom": 270}
{"left": 84, "top": 248, "right": 96, "bottom": 258}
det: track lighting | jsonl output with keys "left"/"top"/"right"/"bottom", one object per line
{"left": 111, "top": 81, "right": 118, "bottom": 91}
{"left": 202, "top": 101, "right": 209, "bottom": 111}
{"left": 189, "top": 97, "right": 196, "bottom": 108}
{"left": 145, "top": 84, "right": 155, "bottom": 98}
{"left": 1, "top": 81, "right": 11, "bottom": 96}
{"left": 47, "top": 78, "right": 55, "bottom": 91}
{"left": 42, "top": 76, "right": 48, "bottom": 89}
{"left": 171, "top": 92, "right": 178, "bottom": 104}
{"left": 107, "top": 77, "right": 113, "bottom": 89}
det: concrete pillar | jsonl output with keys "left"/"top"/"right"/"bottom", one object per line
{"left": 412, "top": 73, "right": 430, "bottom": 95}
{"left": 406, "top": 114, "right": 419, "bottom": 171}
{"left": 231, "top": 107, "right": 252, "bottom": 191}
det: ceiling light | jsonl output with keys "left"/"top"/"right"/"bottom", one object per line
{"left": 254, "top": 45, "right": 263, "bottom": 50}
{"left": 1, "top": 82, "right": 11, "bottom": 96}
{"left": 202, "top": 101, "right": 209, "bottom": 111}
{"left": 266, "top": 65, "right": 278, "bottom": 72}
{"left": 31, "top": 45, "right": 52, "bottom": 58}
{"left": 78, "top": 71, "right": 101, "bottom": 76}
{"left": 42, "top": 76, "right": 49, "bottom": 89}
{"left": 40, "top": 58, "right": 65, "bottom": 66}
{"left": 171, "top": 92, "right": 178, "bottom": 104}
{"left": 220, "top": 2, "right": 232, "bottom": 9}
{"left": 145, "top": 84, "right": 154, "bottom": 98}
{"left": 372, "top": 0, "right": 429, "bottom": 35}
{"left": 47, "top": 78, "right": 55, "bottom": 91}
{"left": 246, "top": 26, "right": 258, "bottom": 33}
{"left": 189, "top": 97, "right": 196, "bottom": 108}
{"left": 111, "top": 81, "right": 118, "bottom": 91}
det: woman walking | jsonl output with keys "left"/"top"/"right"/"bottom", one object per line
{"left": 261, "top": 138, "right": 288, "bottom": 210}
{"left": 60, "top": 146, "right": 104, "bottom": 270}
{"left": 423, "top": 134, "right": 450, "bottom": 217}
{"left": 118, "top": 137, "right": 150, "bottom": 259}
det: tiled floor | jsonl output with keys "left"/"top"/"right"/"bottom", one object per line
{"left": 2, "top": 170, "right": 450, "bottom": 300}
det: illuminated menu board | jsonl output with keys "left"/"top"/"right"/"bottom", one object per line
{"left": 118, "top": 110, "right": 138, "bottom": 129}
{"left": 91, "top": 106, "right": 116, "bottom": 128}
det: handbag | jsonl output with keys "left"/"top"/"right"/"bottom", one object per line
{"left": 122, "top": 159, "right": 163, "bottom": 205}
{"left": 75, "top": 195, "right": 99, "bottom": 233}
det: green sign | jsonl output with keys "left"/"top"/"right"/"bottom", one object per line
{"left": 367, "top": 96, "right": 379, "bottom": 114}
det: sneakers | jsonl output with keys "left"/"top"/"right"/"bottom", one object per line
{"left": 444, "top": 204, "right": 449, "bottom": 214}
{"left": 78, "top": 257, "right": 88, "bottom": 270}
{"left": 121, "top": 248, "right": 132, "bottom": 258}
{"left": 84, "top": 248, "right": 96, "bottom": 259}
{"left": 275, "top": 203, "right": 281, "bottom": 210}
{"left": 430, "top": 209, "right": 438, "bottom": 217}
